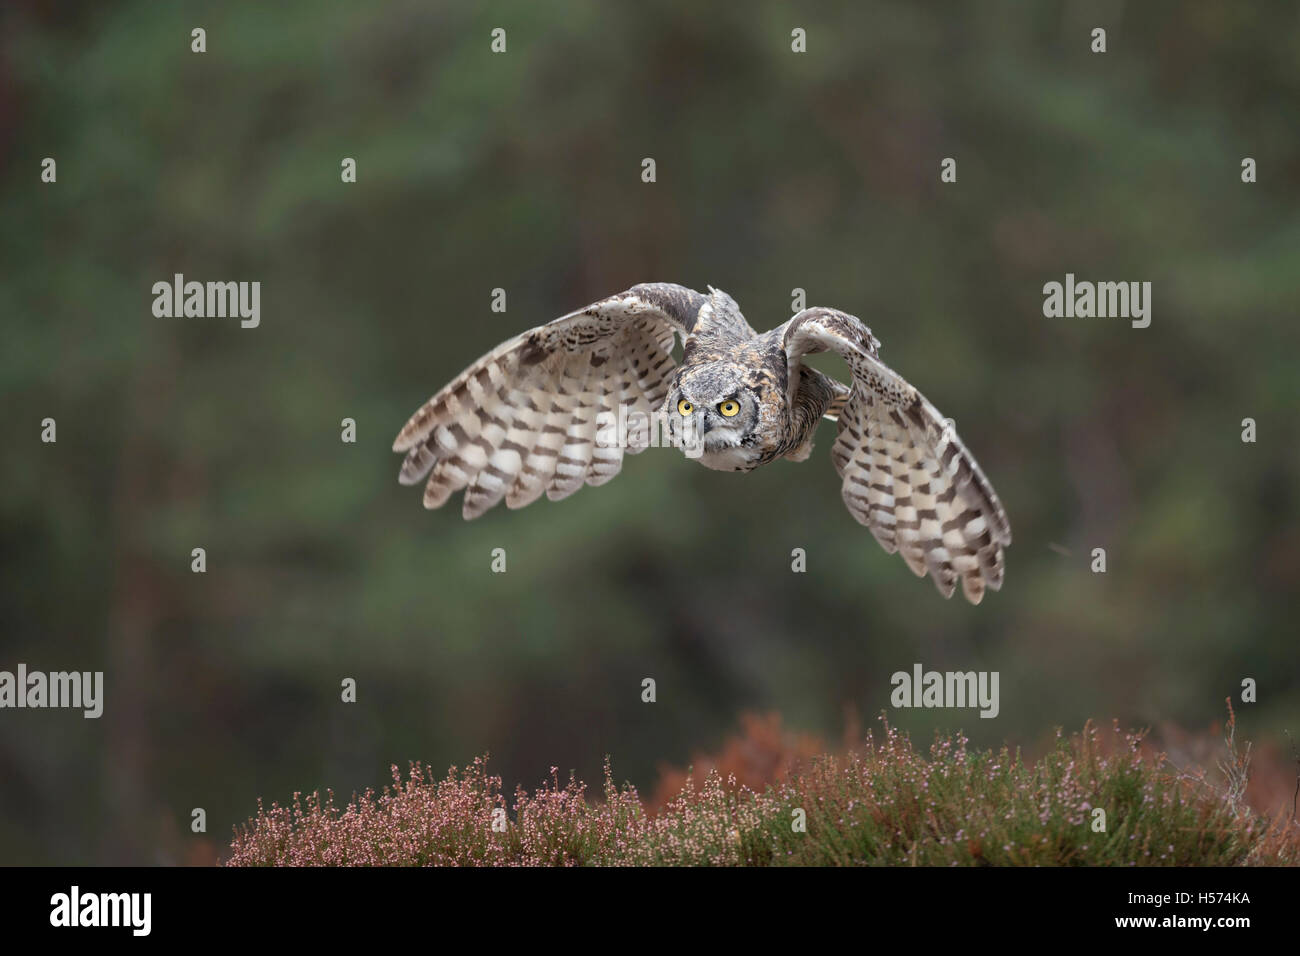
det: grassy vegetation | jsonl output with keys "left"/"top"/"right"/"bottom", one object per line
{"left": 228, "top": 716, "right": 1299, "bottom": 866}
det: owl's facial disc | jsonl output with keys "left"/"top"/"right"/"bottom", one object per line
{"left": 667, "top": 364, "right": 756, "bottom": 454}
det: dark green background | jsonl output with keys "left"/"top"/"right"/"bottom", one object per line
{"left": 2, "top": 0, "right": 1296, "bottom": 864}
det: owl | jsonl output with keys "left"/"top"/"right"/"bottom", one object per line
{"left": 393, "top": 283, "right": 1011, "bottom": 603}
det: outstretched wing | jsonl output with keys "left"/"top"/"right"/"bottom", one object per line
{"left": 782, "top": 308, "right": 1012, "bottom": 604}
{"left": 393, "top": 283, "right": 706, "bottom": 518}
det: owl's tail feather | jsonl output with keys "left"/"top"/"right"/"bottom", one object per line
{"left": 822, "top": 381, "right": 852, "bottom": 422}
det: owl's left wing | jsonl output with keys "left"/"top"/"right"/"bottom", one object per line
{"left": 393, "top": 283, "right": 706, "bottom": 519}
{"left": 782, "top": 308, "right": 1012, "bottom": 604}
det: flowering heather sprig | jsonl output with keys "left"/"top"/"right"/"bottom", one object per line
{"left": 227, "top": 721, "right": 1300, "bottom": 867}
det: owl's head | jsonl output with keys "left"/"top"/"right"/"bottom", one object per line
{"left": 664, "top": 362, "right": 760, "bottom": 457}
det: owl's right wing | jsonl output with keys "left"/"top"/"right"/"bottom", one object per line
{"left": 393, "top": 283, "right": 706, "bottom": 518}
{"left": 782, "top": 307, "right": 1012, "bottom": 604}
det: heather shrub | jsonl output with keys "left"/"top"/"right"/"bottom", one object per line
{"left": 228, "top": 718, "right": 1300, "bottom": 867}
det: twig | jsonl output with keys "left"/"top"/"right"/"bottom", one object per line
{"left": 1283, "top": 729, "right": 1299, "bottom": 824}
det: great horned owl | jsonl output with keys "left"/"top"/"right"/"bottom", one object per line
{"left": 393, "top": 283, "right": 1011, "bottom": 603}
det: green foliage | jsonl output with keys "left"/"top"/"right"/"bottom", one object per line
{"left": 229, "top": 721, "right": 1298, "bottom": 866}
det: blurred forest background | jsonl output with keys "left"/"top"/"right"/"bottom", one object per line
{"left": 1, "top": 0, "right": 1297, "bottom": 865}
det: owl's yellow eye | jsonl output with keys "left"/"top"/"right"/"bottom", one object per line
{"left": 677, "top": 399, "right": 694, "bottom": 415}
{"left": 718, "top": 400, "right": 740, "bottom": 417}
